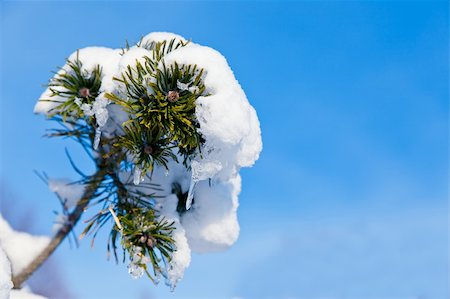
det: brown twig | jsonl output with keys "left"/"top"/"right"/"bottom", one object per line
{"left": 12, "top": 168, "right": 107, "bottom": 288}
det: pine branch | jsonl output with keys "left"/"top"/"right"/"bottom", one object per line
{"left": 26, "top": 37, "right": 202, "bottom": 289}
{"left": 11, "top": 166, "right": 108, "bottom": 289}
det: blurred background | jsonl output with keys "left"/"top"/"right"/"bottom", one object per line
{"left": 0, "top": 1, "right": 448, "bottom": 299}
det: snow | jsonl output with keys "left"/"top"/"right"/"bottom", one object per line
{"left": 162, "top": 45, "right": 262, "bottom": 178}
{"left": 156, "top": 194, "right": 191, "bottom": 289}
{"left": 34, "top": 47, "right": 121, "bottom": 148}
{"left": 51, "top": 214, "right": 69, "bottom": 234}
{"left": 48, "top": 179, "right": 85, "bottom": 210}
{"left": 140, "top": 32, "right": 187, "bottom": 46}
{"left": 47, "top": 179, "right": 85, "bottom": 233}
{"left": 177, "top": 80, "right": 199, "bottom": 94}
{"left": 0, "top": 217, "right": 49, "bottom": 299}
{"left": 88, "top": 95, "right": 110, "bottom": 149}
{"left": 118, "top": 47, "right": 152, "bottom": 74}
{"left": 66, "top": 47, "right": 121, "bottom": 83}
{"left": 33, "top": 32, "right": 262, "bottom": 288}
{"left": 133, "top": 167, "right": 144, "bottom": 185}
{"left": 159, "top": 42, "right": 261, "bottom": 255}
{"left": 0, "top": 215, "right": 50, "bottom": 276}
{"left": 127, "top": 246, "right": 150, "bottom": 279}
{"left": 181, "top": 175, "right": 241, "bottom": 253}
{"left": 34, "top": 47, "right": 121, "bottom": 115}
{"left": 10, "top": 289, "right": 48, "bottom": 299}
{"left": 0, "top": 246, "right": 12, "bottom": 299}
{"left": 75, "top": 96, "right": 110, "bottom": 128}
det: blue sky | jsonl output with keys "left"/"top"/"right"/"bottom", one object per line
{"left": 0, "top": 1, "right": 448, "bottom": 299}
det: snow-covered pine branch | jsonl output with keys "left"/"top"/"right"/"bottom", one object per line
{"left": 18, "top": 32, "right": 262, "bottom": 291}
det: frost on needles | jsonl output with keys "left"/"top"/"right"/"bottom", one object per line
{"left": 33, "top": 32, "right": 262, "bottom": 290}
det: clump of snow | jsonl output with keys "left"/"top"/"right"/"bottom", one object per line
{"left": 34, "top": 47, "right": 122, "bottom": 148}
{"left": 48, "top": 179, "right": 85, "bottom": 210}
{"left": 140, "top": 32, "right": 187, "bottom": 46}
{"left": 0, "top": 246, "right": 12, "bottom": 299}
{"left": 34, "top": 47, "right": 121, "bottom": 115}
{"left": 0, "top": 247, "right": 46, "bottom": 299}
{"left": 47, "top": 179, "right": 85, "bottom": 233}
{"left": 66, "top": 47, "right": 121, "bottom": 88}
{"left": 0, "top": 215, "right": 50, "bottom": 275}
{"left": 51, "top": 214, "right": 69, "bottom": 234}
{"left": 73, "top": 95, "right": 110, "bottom": 149}
{"left": 127, "top": 246, "right": 150, "bottom": 279}
{"left": 118, "top": 47, "right": 152, "bottom": 74}
{"left": 159, "top": 41, "right": 261, "bottom": 255}
{"left": 182, "top": 175, "right": 241, "bottom": 253}
{"left": 33, "top": 32, "right": 262, "bottom": 287}
{"left": 133, "top": 167, "right": 144, "bottom": 186}
{"left": 156, "top": 194, "right": 191, "bottom": 289}
{"left": 10, "top": 289, "right": 48, "bottom": 299}
{"left": 163, "top": 44, "right": 262, "bottom": 180}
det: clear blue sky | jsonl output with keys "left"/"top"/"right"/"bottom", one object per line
{"left": 1, "top": 1, "right": 448, "bottom": 299}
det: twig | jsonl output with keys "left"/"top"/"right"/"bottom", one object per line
{"left": 11, "top": 167, "right": 107, "bottom": 289}
{"left": 108, "top": 205, "right": 123, "bottom": 231}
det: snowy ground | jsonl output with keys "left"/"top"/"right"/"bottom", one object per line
{"left": 0, "top": 215, "right": 50, "bottom": 299}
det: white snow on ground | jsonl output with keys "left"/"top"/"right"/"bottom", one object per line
{"left": 0, "top": 246, "right": 12, "bottom": 299}
{"left": 33, "top": 32, "right": 262, "bottom": 288}
{"left": 156, "top": 194, "right": 191, "bottom": 289}
{"left": 0, "top": 215, "right": 50, "bottom": 276}
{"left": 0, "top": 217, "right": 49, "bottom": 299}
{"left": 10, "top": 289, "right": 48, "bottom": 299}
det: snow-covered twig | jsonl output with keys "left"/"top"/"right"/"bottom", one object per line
{"left": 11, "top": 168, "right": 107, "bottom": 289}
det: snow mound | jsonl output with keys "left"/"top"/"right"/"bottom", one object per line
{"left": 182, "top": 175, "right": 241, "bottom": 253}
{"left": 0, "top": 246, "right": 12, "bottom": 299}
{"left": 0, "top": 215, "right": 50, "bottom": 275}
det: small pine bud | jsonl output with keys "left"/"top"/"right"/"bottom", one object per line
{"left": 167, "top": 91, "right": 179, "bottom": 103}
{"left": 144, "top": 145, "right": 153, "bottom": 155}
{"left": 147, "top": 236, "right": 157, "bottom": 248}
{"left": 79, "top": 87, "right": 91, "bottom": 98}
{"left": 139, "top": 235, "right": 147, "bottom": 244}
